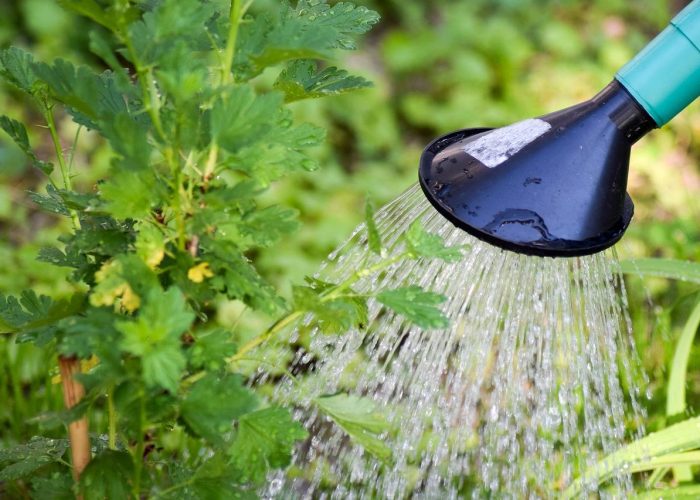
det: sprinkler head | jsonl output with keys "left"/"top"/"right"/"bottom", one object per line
{"left": 418, "top": 80, "right": 655, "bottom": 257}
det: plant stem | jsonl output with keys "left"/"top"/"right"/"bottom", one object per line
{"left": 229, "top": 311, "right": 303, "bottom": 363}
{"left": 221, "top": 0, "right": 242, "bottom": 86}
{"left": 228, "top": 252, "right": 408, "bottom": 363}
{"left": 58, "top": 356, "right": 90, "bottom": 483}
{"left": 45, "top": 106, "right": 80, "bottom": 229}
{"left": 203, "top": 0, "right": 243, "bottom": 186}
{"left": 107, "top": 387, "right": 117, "bottom": 450}
{"left": 133, "top": 390, "right": 146, "bottom": 498}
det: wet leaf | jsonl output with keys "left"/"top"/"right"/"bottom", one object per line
{"left": 182, "top": 373, "right": 258, "bottom": 445}
{"left": 79, "top": 450, "right": 134, "bottom": 500}
{"left": 228, "top": 407, "right": 307, "bottom": 484}
{"left": 0, "top": 436, "right": 69, "bottom": 481}
{"left": 274, "top": 60, "right": 371, "bottom": 102}
{"left": 404, "top": 220, "right": 464, "bottom": 262}
{"left": 315, "top": 393, "right": 392, "bottom": 462}
{"left": 365, "top": 197, "right": 382, "bottom": 254}
{"left": 377, "top": 285, "right": 448, "bottom": 329}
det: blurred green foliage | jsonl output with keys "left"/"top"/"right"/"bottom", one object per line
{"left": 1, "top": 0, "right": 699, "bottom": 493}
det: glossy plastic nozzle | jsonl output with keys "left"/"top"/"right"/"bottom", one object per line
{"left": 419, "top": 81, "right": 655, "bottom": 257}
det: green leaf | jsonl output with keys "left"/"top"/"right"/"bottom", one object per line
{"left": 0, "top": 436, "right": 69, "bottom": 481}
{"left": 118, "top": 287, "right": 195, "bottom": 392}
{"left": 58, "top": 0, "right": 118, "bottom": 30}
{"left": 118, "top": 286, "right": 194, "bottom": 350}
{"left": 314, "top": 393, "right": 392, "bottom": 462}
{"left": 58, "top": 307, "right": 121, "bottom": 360}
{"left": 0, "top": 291, "right": 85, "bottom": 346}
{"left": 234, "top": 1, "right": 379, "bottom": 79}
{"left": 632, "top": 484, "right": 700, "bottom": 499}
{"left": 666, "top": 297, "right": 700, "bottom": 481}
{"left": 377, "top": 286, "right": 448, "bottom": 329}
{"left": 182, "top": 373, "right": 258, "bottom": 445}
{"left": 28, "top": 184, "right": 70, "bottom": 216}
{"left": 404, "top": 220, "right": 464, "bottom": 262}
{"left": 79, "top": 450, "right": 134, "bottom": 500}
{"left": 238, "top": 205, "right": 300, "bottom": 249}
{"left": 91, "top": 255, "right": 159, "bottom": 312}
{"left": 0, "top": 47, "right": 39, "bottom": 93}
{"left": 100, "top": 169, "right": 162, "bottom": 219}
{"left": 32, "top": 60, "right": 132, "bottom": 131}
{"left": 206, "top": 239, "right": 286, "bottom": 314}
{"left": 293, "top": 284, "right": 368, "bottom": 334}
{"left": 0, "top": 115, "right": 53, "bottom": 174}
{"left": 134, "top": 222, "right": 166, "bottom": 269}
{"left": 564, "top": 417, "right": 700, "bottom": 498}
{"left": 364, "top": 197, "right": 382, "bottom": 255}
{"left": 189, "top": 453, "right": 254, "bottom": 499}
{"left": 228, "top": 406, "right": 307, "bottom": 484}
{"left": 188, "top": 328, "right": 238, "bottom": 371}
{"left": 31, "top": 473, "right": 74, "bottom": 500}
{"left": 619, "top": 258, "right": 700, "bottom": 284}
{"left": 274, "top": 59, "right": 371, "bottom": 102}
{"left": 210, "top": 86, "right": 283, "bottom": 150}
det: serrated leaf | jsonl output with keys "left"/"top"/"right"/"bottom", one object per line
{"left": 38, "top": 246, "right": 86, "bottom": 269}
{"left": 377, "top": 286, "right": 448, "bottom": 329}
{"left": 182, "top": 373, "right": 258, "bottom": 445}
{"left": 228, "top": 407, "right": 307, "bottom": 484}
{"left": 79, "top": 450, "right": 134, "bottom": 500}
{"left": 117, "top": 287, "right": 194, "bottom": 392}
{"left": 0, "top": 436, "right": 69, "bottom": 481}
{"left": 210, "top": 86, "right": 285, "bottom": 151}
{"left": 190, "top": 454, "right": 254, "bottom": 499}
{"left": 206, "top": 239, "right": 286, "bottom": 314}
{"left": 188, "top": 328, "right": 237, "bottom": 371}
{"left": 58, "top": 0, "right": 119, "bottom": 30}
{"left": 239, "top": 205, "right": 300, "bottom": 248}
{"left": 234, "top": 1, "right": 380, "bottom": 79}
{"left": 315, "top": 393, "right": 392, "bottom": 462}
{"left": 293, "top": 285, "right": 367, "bottom": 334}
{"left": 28, "top": 184, "right": 70, "bottom": 216}
{"left": 275, "top": 59, "right": 371, "bottom": 102}
{"left": 0, "top": 291, "right": 85, "bottom": 346}
{"left": 58, "top": 307, "right": 121, "bottom": 360}
{"left": 134, "top": 222, "right": 165, "bottom": 269}
{"left": 0, "top": 47, "right": 39, "bottom": 93}
{"left": 91, "top": 259, "right": 142, "bottom": 312}
{"left": 365, "top": 197, "right": 381, "bottom": 254}
{"left": 404, "top": 220, "right": 464, "bottom": 262}
{"left": 100, "top": 169, "right": 162, "bottom": 220}
{"left": 0, "top": 115, "right": 53, "bottom": 174}
{"left": 32, "top": 60, "right": 131, "bottom": 131}
{"left": 31, "top": 473, "right": 74, "bottom": 500}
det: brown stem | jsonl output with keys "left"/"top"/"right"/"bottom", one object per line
{"left": 58, "top": 356, "right": 91, "bottom": 482}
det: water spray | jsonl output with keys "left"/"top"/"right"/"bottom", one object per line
{"left": 262, "top": 3, "right": 700, "bottom": 497}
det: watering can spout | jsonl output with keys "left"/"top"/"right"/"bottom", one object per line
{"left": 419, "top": 0, "right": 700, "bottom": 257}
{"left": 419, "top": 81, "right": 654, "bottom": 257}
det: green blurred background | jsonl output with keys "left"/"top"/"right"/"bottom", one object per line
{"left": 0, "top": 0, "right": 698, "bottom": 454}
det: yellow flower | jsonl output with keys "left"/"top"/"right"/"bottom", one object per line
{"left": 188, "top": 262, "right": 214, "bottom": 283}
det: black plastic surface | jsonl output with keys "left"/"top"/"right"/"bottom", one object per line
{"left": 418, "top": 80, "right": 655, "bottom": 257}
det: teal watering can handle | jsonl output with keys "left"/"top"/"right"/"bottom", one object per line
{"left": 616, "top": 0, "right": 700, "bottom": 126}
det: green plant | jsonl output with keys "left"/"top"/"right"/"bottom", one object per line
{"left": 564, "top": 258, "right": 700, "bottom": 497}
{"left": 0, "top": 1, "right": 464, "bottom": 496}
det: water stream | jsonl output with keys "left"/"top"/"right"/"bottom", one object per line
{"left": 257, "top": 184, "right": 647, "bottom": 498}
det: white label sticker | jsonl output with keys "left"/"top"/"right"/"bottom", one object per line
{"left": 463, "top": 118, "right": 551, "bottom": 168}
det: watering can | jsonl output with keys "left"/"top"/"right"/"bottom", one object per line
{"left": 419, "top": 0, "right": 700, "bottom": 257}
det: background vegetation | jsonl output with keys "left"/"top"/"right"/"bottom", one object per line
{"left": 0, "top": 0, "right": 699, "bottom": 497}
